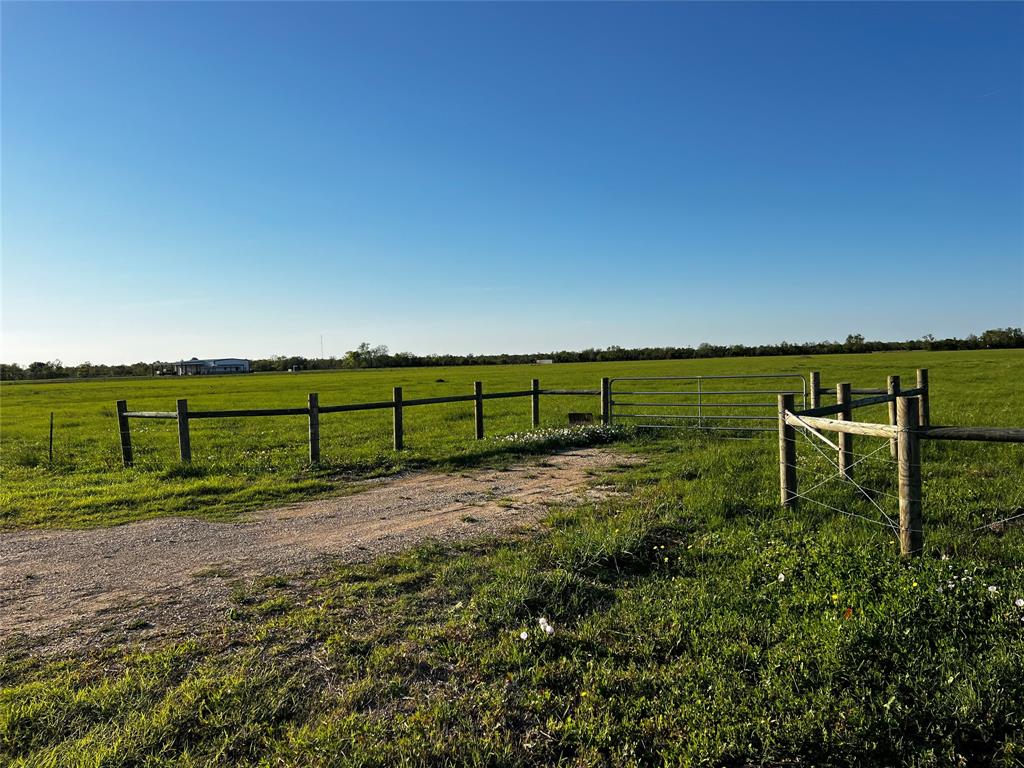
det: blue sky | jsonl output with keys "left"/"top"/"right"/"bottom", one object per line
{"left": 2, "top": 2, "right": 1021, "bottom": 364}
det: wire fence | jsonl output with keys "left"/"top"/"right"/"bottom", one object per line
{"left": 784, "top": 416, "right": 1024, "bottom": 547}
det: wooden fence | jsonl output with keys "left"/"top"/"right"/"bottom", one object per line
{"left": 115, "top": 378, "right": 614, "bottom": 468}
{"left": 778, "top": 368, "right": 1024, "bottom": 557}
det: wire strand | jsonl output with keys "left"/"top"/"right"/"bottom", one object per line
{"left": 789, "top": 491, "right": 900, "bottom": 532}
{"left": 795, "top": 431, "right": 899, "bottom": 528}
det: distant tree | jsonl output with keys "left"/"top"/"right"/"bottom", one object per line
{"left": 980, "top": 327, "right": 1024, "bottom": 348}
{"left": 344, "top": 342, "right": 372, "bottom": 369}
{"left": 8, "top": 327, "right": 1023, "bottom": 380}
{"left": 0, "top": 362, "right": 25, "bottom": 381}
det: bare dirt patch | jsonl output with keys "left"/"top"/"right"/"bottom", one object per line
{"left": 1, "top": 448, "right": 638, "bottom": 654}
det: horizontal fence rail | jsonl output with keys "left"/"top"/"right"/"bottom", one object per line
{"left": 794, "top": 388, "right": 926, "bottom": 419}
{"left": 917, "top": 426, "right": 1024, "bottom": 443}
{"left": 115, "top": 379, "right": 614, "bottom": 468}
{"left": 786, "top": 412, "right": 898, "bottom": 439}
{"left": 190, "top": 407, "right": 311, "bottom": 419}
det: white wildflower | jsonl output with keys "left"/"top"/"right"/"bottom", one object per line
{"left": 519, "top": 630, "right": 529, "bottom": 641}
{"left": 1015, "top": 598, "right": 1024, "bottom": 608}
{"left": 778, "top": 573, "right": 785, "bottom": 583}
{"left": 988, "top": 585, "right": 998, "bottom": 594}
{"left": 538, "top": 617, "right": 555, "bottom": 636}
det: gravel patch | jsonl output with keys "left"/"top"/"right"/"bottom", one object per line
{"left": 0, "top": 448, "right": 639, "bottom": 654}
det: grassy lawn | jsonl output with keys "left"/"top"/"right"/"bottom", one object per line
{"left": 1, "top": 349, "right": 1023, "bottom": 765}
{"left": 2, "top": 426, "right": 1023, "bottom": 765}
{"left": 2, "top": 349, "right": 1022, "bottom": 529}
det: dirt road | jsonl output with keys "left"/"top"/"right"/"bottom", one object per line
{"left": 1, "top": 448, "right": 636, "bottom": 654}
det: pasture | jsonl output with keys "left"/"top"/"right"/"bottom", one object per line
{"left": 2, "top": 349, "right": 1024, "bottom": 765}
{"left": 2, "top": 349, "right": 1021, "bottom": 529}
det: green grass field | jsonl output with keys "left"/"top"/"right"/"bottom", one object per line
{"left": 2, "top": 349, "right": 1022, "bottom": 529}
{"left": 2, "top": 350, "right": 1023, "bottom": 765}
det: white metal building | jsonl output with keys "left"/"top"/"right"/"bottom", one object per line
{"left": 173, "top": 358, "right": 251, "bottom": 375}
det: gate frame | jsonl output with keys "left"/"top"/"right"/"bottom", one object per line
{"left": 609, "top": 374, "right": 807, "bottom": 434}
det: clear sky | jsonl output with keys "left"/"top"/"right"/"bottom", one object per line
{"left": 2, "top": 1, "right": 1021, "bottom": 365}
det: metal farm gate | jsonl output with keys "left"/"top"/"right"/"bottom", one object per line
{"left": 608, "top": 374, "right": 807, "bottom": 435}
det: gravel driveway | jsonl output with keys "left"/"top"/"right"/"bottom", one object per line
{"left": 1, "top": 448, "right": 637, "bottom": 654}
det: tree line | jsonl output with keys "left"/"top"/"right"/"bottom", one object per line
{"left": 2, "top": 328, "right": 1022, "bottom": 381}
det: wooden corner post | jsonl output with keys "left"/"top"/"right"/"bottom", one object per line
{"left": 531, "top": 379, "right": 540, "bottom": 428}
{"left": 836, "top": 383, "right": 853, "bottom": 479}
{"left": 896, "top": 396, "right": 923, "bottom": 557}
{"left": 308, "top": 393, "right": 320, "bottom": 463}
{"left": 393, "top": 387, "right": 403, "bottom": 451}
{"left": 474, "top": 381, "right": 484, "bottom": 440}
{"left": 600, "top": 378, "right": 610, "bottom": 425}
{"left": 116, "top": 400, "right": 133, "bottom": 467}
{"left": 778, "top": 394, "right": 797, "bottom": 507}
{"left": 176, "top": 398, "right": 192, "bottom": 463}
{"left": 916, "top": 369, "right": 930, "bottom": 428}
{"left": 809, "top": 371, "right": 820, "bottom": 410}
{"left": 887, "top": 375, "right": 901, "bottom": 458}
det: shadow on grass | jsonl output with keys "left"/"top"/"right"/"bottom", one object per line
{"left": 320, "top": 425, "right": 639, "bottom": 481}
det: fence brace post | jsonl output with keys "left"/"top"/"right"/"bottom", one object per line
{"left": 837, "top": 382, "right": 853, "bottom": 479}
{"left": 393, "top": 386, "right": 403, "bottom": 451}
{"left": 531, "top": 379, "right": 540, "bottom": 428}
{"left": 896, "top": 396, "right": 923, "bottom": 557}
{"left": 116, "top": 399, "right": 133, "bottom": 467}
{"left": 809, "top": 371, "right": 820, "bottom": 410}
{"left": 176, "top": 398, "right": 192, "bottom": 463}
{"left": 778, "top": 394, "right": 797, "bottom": 508}
{"left": 887, "top": 375, "right": 901, "bottom": 458}
{"left": 916, "top": 369, "right": 930, "bottom": 428}
{"left": 308, "top": 393, "right": 320, "bottom": 463}
{"left": 474, "top": 381, "right": 484, "bottom": 440}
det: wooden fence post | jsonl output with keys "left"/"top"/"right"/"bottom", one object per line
{"left": 393, "top": 387, "right": 403, "bottom": 450}
{"left": 474, "top": 381, "right": 484, "bottom": 440}
{"left": 809, "top": 371, "right": 820, "bottom": 410}
{"left": 176, "top": 398, "right": 192, "bottom": 463}
{"left": 600, "top": 378, "right": 610, "bottom": 425}
{"left": 897, "top": 396, "right": 923, "bottom": 557}
{"left": 916, "top": 369, "right": 930, "bottom": 427}
{"left": 887, "top": 375, "right": 901, "bottom": 458}
{"left": 837, "top": 383, "right": 853, "bottom": 479}
{"left": 778, "top": 394, "right": 797, "bottom": 507}
{"left": 116, "top": 400, "right": 133, "bottom": 467}
{"left": 308, "top": 393, "right": 320, "bottom": 463}
{"left": 531, "top": 379, "right": 540, "bottom": 428}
